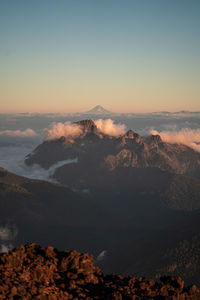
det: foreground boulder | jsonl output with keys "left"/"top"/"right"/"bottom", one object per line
{"left": 0, "top": 244, "right": 199, "bottom": 299}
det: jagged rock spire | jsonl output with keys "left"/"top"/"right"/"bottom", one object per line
{"left": 75, "top": 119, "right": 98, "bottom": 134}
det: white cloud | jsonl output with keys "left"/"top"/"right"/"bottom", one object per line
{"left": 0, "top": 142, "right": 77, "bottom": 182}
{"left": 0, "top": 129, "right": 37, "bottom": 138}
{"left": 21, "top": 158, "right": 78, "bottom": 181}
{"left": 44, "top": 122, "right": 83, "bottom": 140}
{"left": 0, "top": 243, "right": 13, "bottom": 253}
{"left": 94, "top": 119, "right": 126, "bottom": 136}
{"left": 44, "top": 119, "right": 126, "bottom": 140}
{"left": 96, "top": 250, "right": 107, "bottom": 262}
{"left": 0, "top": 224, "right": 18, "bottom": 253}
{"left": 0, "top": 226, "right": 11, "bottom": 241}
{"left": 150, "top": 128, "right": 200, "bottom": 152}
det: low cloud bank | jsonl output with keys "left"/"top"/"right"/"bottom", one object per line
{"left": 22, "top": 158, "right": 78, "bottom": 182}
{"left": 0, "top": 224, "right": 18, "bottom": 253}
{"left": 0, "top": 141, "right": 77, "bottom": 182}
{"left": 0, "top": 226, "right": 12, "bottom": 241}
{"left": 0, "top": 129, "right": 37, "bottom": 138}
{"left": 96, "top": 250, "right": 107, "bottom": 262}
{"left": 94, "top": 119, "right": 126, "bottom": 136}
{"left": 45, "top": 122, "right": 82, "bottom": 140}
{"left": 151, "top": 128, "right": 200, "bottom": 152}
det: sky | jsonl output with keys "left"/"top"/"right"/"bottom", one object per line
{"left": 0, "top": 0, "right": 200, "bottom": 113}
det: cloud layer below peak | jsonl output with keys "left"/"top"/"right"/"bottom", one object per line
{"left": 45, "top": 119, "right": 126, "bottom": 140}
{"left": 0, "top": 129, "right": 37, "bottom": 138}
{"left": 150, "top": 128, "right": 200, "bottom": 152}
{"left": 94, "top": 119, "right": 126, "bottom": 136}
{"left": 44, "top": 122, "right": 82, "bottom": 140}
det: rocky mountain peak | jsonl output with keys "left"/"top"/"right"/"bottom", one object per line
{"left": 125, "top": 130, "right": 135, "bottom": 139}
{"left": 124, "top": 130, "right": 143, "bottom": 144}
{"left": 148, "top": 134, "right": 162, "bottom": 144}
{"left": 75, "top": 119, "right": 98, "bottom": 134}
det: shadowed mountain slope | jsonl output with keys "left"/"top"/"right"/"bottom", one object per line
{"left": 0, "top": 166, "right": 112, "bottom": 228}
{"left": 1, "top": 167, "right": 200, "bottom": 284}
{"left": 25, "top": 120, "right": 200, "bottom": 213}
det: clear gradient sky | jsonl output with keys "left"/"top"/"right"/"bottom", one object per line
{"left": 0, "top": 0, "right": 200, "bottom": 113}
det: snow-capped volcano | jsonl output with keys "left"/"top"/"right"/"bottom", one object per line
{"left": 85, "top": 105, "right": 112, "bottom": 115}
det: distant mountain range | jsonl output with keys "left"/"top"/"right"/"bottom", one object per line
{"left": 1, "top": 107, "right": 200, "bottom": 119}
{"left": 85, "top": 106, "right": 200, "bottom": 116}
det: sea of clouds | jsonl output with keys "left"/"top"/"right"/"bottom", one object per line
{"left": 0, "top": 113, "right": 200, "bottom": 182}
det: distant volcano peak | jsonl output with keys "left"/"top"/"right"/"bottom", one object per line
{"left": 86, "top": 105, "right": 112, "bottom": 115}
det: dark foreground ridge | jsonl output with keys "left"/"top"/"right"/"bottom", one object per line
{"left": 0, "top": 244, "right": 199, "bottom": 299}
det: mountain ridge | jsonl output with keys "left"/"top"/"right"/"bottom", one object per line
{"left": 25, "top": 119, "right": 200, "bottom": 178}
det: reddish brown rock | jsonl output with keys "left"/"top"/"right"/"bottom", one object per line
{"left": 0, "top": 244, "right": 200, "bottom": 299}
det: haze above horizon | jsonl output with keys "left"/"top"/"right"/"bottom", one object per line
{"left": 0, "top": 0, "right": 200, "bottom": 113}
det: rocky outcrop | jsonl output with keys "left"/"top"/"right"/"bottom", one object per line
{"left": 0, "top": 243, "right": 199, "bottom": 299}
{"left": 75, "top": 119, "right": 98, "bottom": 135}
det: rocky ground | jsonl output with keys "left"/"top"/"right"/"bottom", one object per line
{"left": 0, "top": 243, "right": 199, "bottom": 299}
